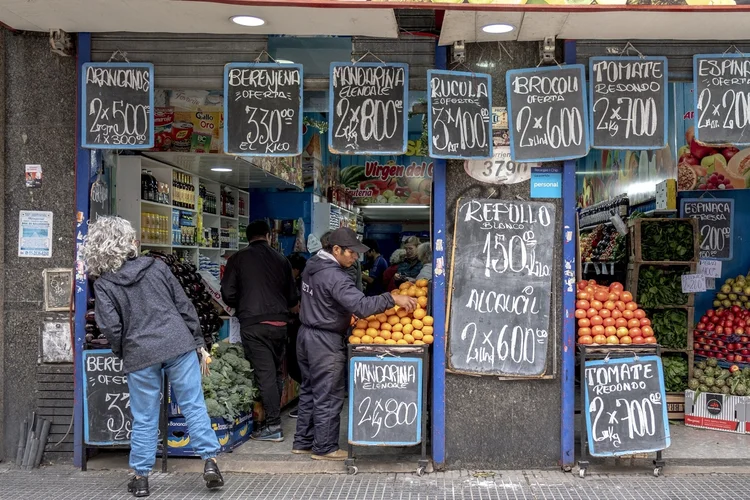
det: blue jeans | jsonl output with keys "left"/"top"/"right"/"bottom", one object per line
{"left": 128, "top": 350, "right": 219, "bottom": 476}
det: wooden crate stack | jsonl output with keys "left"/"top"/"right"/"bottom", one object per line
{"left": 626, "top": 218, "right": 700, "bottom": 417}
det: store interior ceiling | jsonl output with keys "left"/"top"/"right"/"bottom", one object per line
{"left": 359, "top": 205, "right": 430, "bottom": 223}
{"left": 4, "top": 1, "right": 750, "bottom": 42}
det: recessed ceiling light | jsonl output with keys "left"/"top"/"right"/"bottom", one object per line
{"left": 230, "top": 15, "right": 265, "bottom": 27}
{"left": 482, "top": 23, "right": 515, "bottom": 34}
{"left": 211, "top": 167, "right": 232, "bottom": 172}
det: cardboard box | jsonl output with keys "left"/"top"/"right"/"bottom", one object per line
{"left": 656, "top": 179, "right": 677, "bottom": 210}
{"left": 165, "top": 411, "right": 253, "bottom": 457}
{"left": 684, "top": 389, "right": 749, "bottom": 434}
{"left": 667, "top": 393, "right": 685, "bottom": 420}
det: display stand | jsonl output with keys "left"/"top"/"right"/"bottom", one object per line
{"left": 345, "top": 345, "right": 430, "bottom": 476}
{"left": 577, "top": 345, "right": 667, "bottom": 478}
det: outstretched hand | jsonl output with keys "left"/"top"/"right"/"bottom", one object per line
{"left": 392, "top": 294, "right": 418, "bottom": 313}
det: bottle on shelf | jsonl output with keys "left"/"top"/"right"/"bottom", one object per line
{"left": 238, "top": 195, "right": 246, "bottom": 217}
{"left": 141, "top": 169, "right": 150, "bottom": 201}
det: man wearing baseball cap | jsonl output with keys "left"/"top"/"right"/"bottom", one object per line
{"left": 293, "top": 227, "right": 417, "bottom": 461}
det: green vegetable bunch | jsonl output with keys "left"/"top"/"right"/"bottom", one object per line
{"left": 641, "top": 220, "right": 695, "bottom": 262}
{"left": 638, "top": 266, "right": 689, "bottom": 308}
{"left": 651, "top": 309, "right": 688, "bottom": 349}
{"left": 202, "top": 343, "right": 258, "bottom": 421}
{"left": 662, "top": 355, "right": 689, "bottom": 393}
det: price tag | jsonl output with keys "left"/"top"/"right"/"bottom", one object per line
{"left": 706, "top": 277, "right": 716, "bottom": 290}
{"left": 698, "top": 259, "right": 722, "bottom": 278}
{"left": 682, "top": 274, "right": 707, "bottom": 293}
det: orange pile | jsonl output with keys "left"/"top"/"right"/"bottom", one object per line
{"left": 575, "top": 280, "right": 656, "bottom": 346}
{"left": 349, "top": 279, "right": 434, "bottom": 346}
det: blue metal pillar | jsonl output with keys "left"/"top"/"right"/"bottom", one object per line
{"left": 560, "top": 39, "right": 578, "bottom": 470}
{"left": 74, "top": 32, "right": 92, "bottom": 468}
{"left": 430, "top": 43, "right": 448, "bottom": 467}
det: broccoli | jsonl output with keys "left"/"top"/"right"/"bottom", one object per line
{"left": 205, "top": 398, "right": 223, "bottom": 418}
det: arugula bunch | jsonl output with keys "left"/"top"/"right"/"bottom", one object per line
{"left": 638, "top": 266, "right": 689, "bottom": 308}
{"left": 651, "top": 309, "right": 688, "bottom": 349}
{"left": 662, "top": 355, "right": 689, "bottom": 393}
{"left": 641, "top": 220, "right": 695, "bottom": 262}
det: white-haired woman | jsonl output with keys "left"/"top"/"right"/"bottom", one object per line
{"left": 83, "top": 216, "right": 223, "bottom": 497}
{"left": 415, "top": 242, "right": 432, "bottom": 282}
{"left": 383, "top": 248, "right": 407, "bottom": 292}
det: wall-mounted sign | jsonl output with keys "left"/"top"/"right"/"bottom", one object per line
{"left": 680, "top": 198, "right": 734, "bottom": 260}
{"left": 530, "top": 167, "right": 563, "bottom": 199}
{"left": 427, "top": 69, "right": 492, "bottom": 160}
{"left": 329, "top": 62, "right": 408, "bottom": 155}
{"left": 506, "top": 65, "right": 590, "bottom": 162}
{"left": 81, "top": 62, "right": 154, "bottom": 149}
{"left": 223, "top": 63, "right": 304, "bottom": 156}
{"left": 694, "top": 54, "right": 750, "bottom": 145}
{"left": 589, "top": 56, "right": 668, "bottom": 150}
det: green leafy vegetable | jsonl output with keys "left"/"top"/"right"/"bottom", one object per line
{"left": 651, "top": 309, "right": 688, "bottom": 349}
{"left": 637, "top": 265, "right": 690, "bottom": 308}
{"left": 663, "top": 355, "right": 689, "bottom": 393}
{"left": 202, "top": 343, "right": 258, "bottom": 421}
{"left": 640, "top": 220, "right": 695, "bottom": 262}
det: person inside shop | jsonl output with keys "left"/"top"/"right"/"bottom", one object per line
{"left": 415, "top": 242, "right": 433, "bottom": 282}
{"left": 320, "top": 230, "right": 363, "bottom": 291}
{"left": 221, "top": 220, "right": 298, "bottom": 443}
{"left": 383, "top": 248, "right": 406, "bottom": 292}
{"left": 395, "top": 236, "right": 423, "bottom": 285}
{"left": 285, "top": 252, "right": 308, "bottom": 419}
{"left": 361, "top": 238, "right": 388, "bottom": 296}
{"left": 293, "top": 228, "right": 418, "bottom": 461}
{"left": 83, "top": 216, "right": 224, "bottom": 497}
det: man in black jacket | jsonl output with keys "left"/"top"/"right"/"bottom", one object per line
{"left": 221, "top": 220, "right": 298, "bottom": 442}
{"left": 293, "top": 228, "right": 417, "bottom": 460}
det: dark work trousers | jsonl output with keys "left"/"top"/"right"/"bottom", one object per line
{"left": 240, "top": 323, "right": 287, "bottom": 428}
{"left": 293, "top": 326, "right": 346, "bottom": 455}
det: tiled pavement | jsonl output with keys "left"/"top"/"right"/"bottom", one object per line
{"left": 0, "top": 465, "right": 747, "bottom": 500}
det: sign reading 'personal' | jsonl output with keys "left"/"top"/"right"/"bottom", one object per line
{"left": 329, "top": 62, "right": 408, "bottom": 155}
{"left": 224, "top": 63, "right": 304, "bottom": 156}
{"left": 447, "top": 199, "right": 556, "bottom": 377}
{"left": 589, "top": 56, "right": 668, "bottom": 150}
{"left": 81, "top": 62, "right": 154, "bottom": 149}
{"left": 694, "top": 54, "right": 750, "bottom": 145}
{"left": 427, "top": 70, "right": 493, "bottom": 159}
{"left": 506, "top": 65, "right": 590, "bottom": 162}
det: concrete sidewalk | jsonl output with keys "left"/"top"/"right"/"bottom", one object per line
{"left": 1, "top": 463, "right": 747, "bottom": 500}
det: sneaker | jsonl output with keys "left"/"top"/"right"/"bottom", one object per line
{"left": 203, "top": 459, "right": 224, "bottom": 489}
{"left": 251, "top": 425, "right": 284, "bottom": 442}
{"left": 127, "top": 476, "right": 150, "bottom": 497}
{"left": 289, "top": 408, "right": 298, "bottom": 418}
{"left": 311, "top": 449, "right": 348, "bottom": 461}
{"left": 291, "top": 448, "right": 313, "bottom": 455}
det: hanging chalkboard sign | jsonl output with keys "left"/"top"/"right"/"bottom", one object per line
{"left": 81, "top": 62, "right": 154, "bottom": 149}
{"left": 506, "top": 65, "right": 589, "bottom": 162}
{"left": 583, "top": 355, "right": 670, "bottom": 457}
{"left": 694, "top": 54, "right": 750, "bottom": 145}
{"left": 83, "top": 350, "right": 133, "bottom": 445}
{"left": 589, "top": 56, "right": 668, "bottom": 150}
{"left": 348, "top": 356, "right": 423, "bottom": 446}
{"left": 329, "top": 62, "right": 409, "bottom": 155}
{"left": 427, "top": 70, "right": 493, "bottom": 159}
{"left": 447, "top": 199, "right": 556, "bottom": 377}
{"left": 223, "top": 63, "right": 304, "bottom": 156}
{"left": 680, "top": 198, "right": 734, "bottom": 260}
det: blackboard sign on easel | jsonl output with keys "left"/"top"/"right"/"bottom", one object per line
{"left": 589, "top": 56, "right": 668, "bottom": 150}
{"left": 583, "top": 354, "right": 670, "bottom": 457}
{"left": 506, "top": 65, "right": 590, "bottom": 162}
{"left": 223, "top": 63, "right": 304, "bottom": 156}
{"left": 427, "top": 70, "right": 493, "bottom": 160}
{"left": 446, "top": 199, "right": 556, "bottom": 378}
{"left": 81, "top": 62, "right": 154, "bottom": 149}
{"left": 694, "top": 54, "right": 750, "bottom": 145}
{"left": 680, "top": 198, "right": 734, "bottom": 260}
{"left": 329, "top": 62, "right": 409, "bottom": 155}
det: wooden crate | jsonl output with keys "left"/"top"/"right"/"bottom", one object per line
{"left": 628, "top": 218, "right": 700, "bottom": 263}
{"left": 650, "top": 306, "right": 695, "bottom": 352}
{"left": 626, "top": 262, "right": 698, "bottom": 308}
{"left": 666, "top": 393, "right": 686, "bottom": 420}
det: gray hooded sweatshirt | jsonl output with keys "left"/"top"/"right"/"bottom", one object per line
{"left": 94, "top": 257, "right": 203, "bottom": 373}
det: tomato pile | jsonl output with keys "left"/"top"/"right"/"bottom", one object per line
{"left": 575, "top": 280, "right": 657, "bottom": 346}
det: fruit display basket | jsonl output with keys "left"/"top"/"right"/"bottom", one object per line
{"left": 627, "top": 218, "right": 700, "bottom": 264}
{"left": 693, "top": 307, "right": 750, "bottom": 364}
{"left": 626, "top": 262, "right": 697, "bottom": 309}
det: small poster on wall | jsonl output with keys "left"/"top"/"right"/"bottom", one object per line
{"left": 18, "top": 210, "right": 53, "bottom": 258}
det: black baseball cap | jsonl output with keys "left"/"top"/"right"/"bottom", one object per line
{"left": 329, "top": 228, "right": 369, "bottom": 254}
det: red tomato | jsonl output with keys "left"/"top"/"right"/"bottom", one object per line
{"left": 591, "top": 316, "right": 604, "bottom": 326}
{"left": 576, "top": 300, "right": 591, "bottom": 310}
{"left": 616, "top": 327, "right": 630, "bottom": 338}
{"left": 604, "top": 326, "right": 617, "bottom": 337}
{"left": 628, "top": 318, "right": 641, "bottom": 328}
{"left": 620, "top": 335, "right": 633, "bottom": 345}
{"left": 610, "top": 282, "right": 624, "bottom": 293}
{"left": 603, "top": 318, "right": 616, "bottom": 327}
{"left": 625, "top": 302, "right": 638, "bottom": 311}
{"left": 629, "top": 327, "right": 642, "bottom": 338}
{"left": 578, "top": 318, "right": 591, "bottom": 328}
{"left": 644, "top": 336, "right": 657, "bottom": 344}
{"left": 612, "top": 310, "right": 623, "bottom": 319}
{"left": 599, "top": 309, "right": 611, "bottom": 319}
{"left": 579, "top": 327, "right": 592, "bottom": 337}
{"left": 590, "top": 300, "right": 603, "bottom": 311}
{"left": 640, "top": 318, "right": 651, "bottom": 327}
{"left": 615, "top": 318, "right": 628, "bottom": 328}
{"left": 577, "top": 292, "right": 590, "bottom": 301}
{"left": 632, "top": 336, "right": 646, "bottom": 345}
{"left": 575, "top": 309, "right": 587, "bottom": 319}
{"left": 587, "top": 308, "right": 599, "bottom": 318}
{"left": 592, "top": 325, "right": 605, "bottom": 336}
{"left": 623, "top": 310, "right": 634, "bottom": 320}
{"left": 606, "top": 335, "right": 620, "bottom": 345}
{"left": 615, "top": 301, "right": 627, "bottom": 312}
{"left": 604, "top": 300, "right": 616, "bottom": 311}
{"left": 642, "top": 326, "right": 654, "bottom": 337}
{"left": 634, "top": 309, "right": 646, "bottom": 319}
{"left": 621, "top": 291, "right": 633, "bottom": 303}
{"left": 594, "top": 291, "right": 609, "bottom": 302}
{"left": 578, "top": 335, "right": 593, "bottom": 345}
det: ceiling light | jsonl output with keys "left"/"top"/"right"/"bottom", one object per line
{"left": 211, "top": 167, "right": 232, "bottom": 172}
{"left": 230, "top": 15, "right": 265, "bottom": 27}
{"left": 482, "top": 23, "right": 515, "bottom": 34}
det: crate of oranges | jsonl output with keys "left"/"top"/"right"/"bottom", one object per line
{"left": 349, "top": 279, "right": 434, "bottom": 346}
{"left": 576, "top": 279, "right": 657, "bottom": 346}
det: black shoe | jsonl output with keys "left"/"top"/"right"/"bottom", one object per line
{"left": 203, "top": 459, "right": 224, "bottom": 489}
{"left": 127, "top": 476, "right": 149, "bottom": 497}
{"left": 251, "top": 425, "right": 284, "bottom": 442}
{"left": 289, "top": 408, "right": 298, "bottom": 418}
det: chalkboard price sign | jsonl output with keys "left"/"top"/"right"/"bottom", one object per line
{"left": 589, "top": 56, "right": 668, "bottom": 150}
{"left": 83, "top": 350, "right": 133, "bottom": 445}
{"left": 506, "top": 65, "right": 590, "bottom": 162}
{"left": 427, "top": 70, "right": 493, "bottom": 159}
{"left": 223, "top": 63, "right": 304, "bottom": 156}
{"left": 348, "top": 356, "right": 423, "bottom": 446}
{"left": 81, "top": 62, "right": 154, "bottom": 149}
{"left": 694, "top": 54, "right": 750, "bottom": 145}
{"left": 447, "top": 199, "right": 556, "bottom": 377}
{"left": 680, "top": 198, "right": 734, "bottom": 260}
{"left": 329, "top": 62, "right": 409, "bottom": 155}
{"left": 583, "top": 355, "right": 670, "bottom": 457}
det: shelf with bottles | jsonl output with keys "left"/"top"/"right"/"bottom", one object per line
{"left": 172, "top": 170, "right": 197, "bottom": 211}
{"left": 172, "top": 209, "right": 198, "bottom": 248}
